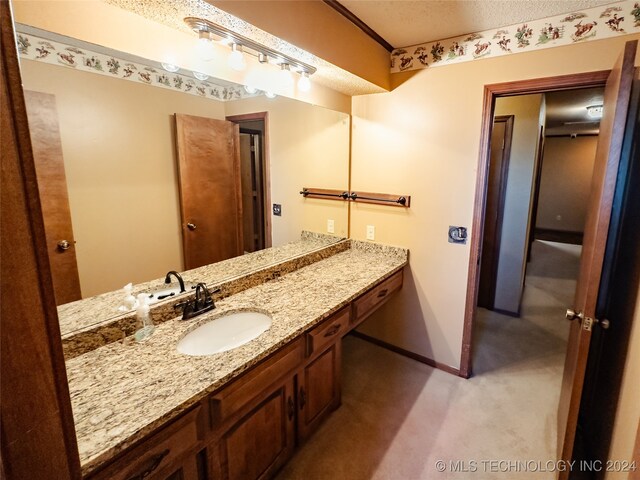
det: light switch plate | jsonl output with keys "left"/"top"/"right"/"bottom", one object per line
{"left": 366, "top": 225, "right": 375, "bottom": 240}
{"left": 327, "top": 219, "right": 335, "bottom": 234}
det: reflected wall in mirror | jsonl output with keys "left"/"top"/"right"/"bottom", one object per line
{"left": 18, "top": 28, "right": 350, "bottom": 307}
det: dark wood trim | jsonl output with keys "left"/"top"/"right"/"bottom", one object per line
{"left": 534, "top": 228, "right": 584, "bottom": 245}
{"left": 0, "top": 3, "right": 81, "bottom": 478}
{"left": 633, "top": 421, "right": 640, "bottom": 480}
{"left": 459, "top": 70, "right": 610, "bottom": 379}
{"left": 349, "top": 190, "right": 411, "bottom": 208}
{"left": 322, "top": 0, "right": 394, "bottom": 52}
{"left": 226, "top": 112, "right": 272, "bottom": 248}
{"left": 349, "top": 331, "right": 461, "bottom": 377}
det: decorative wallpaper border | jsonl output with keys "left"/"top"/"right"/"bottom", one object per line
{"left": 16, "top": 31, "right": 252, "bottom": 102}
{"left": 390, "top": 0, "right": 640, "bottom": 73}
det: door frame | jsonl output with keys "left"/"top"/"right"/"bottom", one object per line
{"left": 459, "top": 70, "right": 611, "bottom": 379}
{"left": 226, "top": 112, "right": 272, "bottom": 248}
{"left": 477, "top": 114, "right": 514, "bottom": 310}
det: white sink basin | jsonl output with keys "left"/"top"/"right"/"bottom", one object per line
{"left": 177, "top": 311, "right": 272, "bottom": 356}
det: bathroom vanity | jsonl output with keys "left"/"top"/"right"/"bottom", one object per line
{"left": 64, "top": 239, "right": 407, "bottom": 480}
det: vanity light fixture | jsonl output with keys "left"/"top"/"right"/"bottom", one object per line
{"left": 193, "top": 71, "right": 209, "bottom": 81}
{"left": 184, "top": 16, "right": 316, "bottom": 92}
{"left": 279, "top": 63, "right": 294, "bottom": 88}
{"left": 244, "top": 85, "right": 258, "bottom": 94}
{"left": 586, "top": 104, "right": 604, "bottom": 118}
{"left": 298, "top": 72, "right": 311, "bottom": 92}
{"left": 265, "top": 91, "right": 277, "bottom": 99}
{"left": 195, "top": 30, "right": 217, "bottom": 61}
{"left": 228, "top": 43, "right": 246, "bottom": 71}
{"left": 161, "top": 63, "right": 180, "bottom": 73}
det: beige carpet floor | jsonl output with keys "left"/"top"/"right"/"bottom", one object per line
{"left": 277, "top": 240, "right": 581, "bottom": 480}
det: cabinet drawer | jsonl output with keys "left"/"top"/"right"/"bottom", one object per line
{"left": 209, "top": 337, "right": 304, "bottom": 428}
{"left": 306, "top": 307, "right": 350, "bottom": 357}
{"left": 89, "top": 407, "right": 201, "bottom": 480}
{"left": 352, "top": 270, "right": 403, "bottom": 326}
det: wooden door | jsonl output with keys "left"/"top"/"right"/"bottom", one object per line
{"left": 1, "top": 4, "right": 81, "bottom": 477}
{"left": 24, "top": 90, "right": 82, "bottom": 305}
{"left": 175, "top": 114, "right": 243, "bottom": 270}
{"left": 211, "top": 376, "right": 296, "bottom": 480}
{"left": 298, "top": 343, "right": 341, "bottom": 441}
{"left": 478, "top": 115, "right": 513, "bottom": 309}
{"left": 557, "top": 40, "right": 637, "bottom": 477}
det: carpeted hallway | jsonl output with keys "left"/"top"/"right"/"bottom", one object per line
{"left": 277, "top": 240, "right": 581, "bottom": 479}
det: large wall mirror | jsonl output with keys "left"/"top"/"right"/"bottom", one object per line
{"left": 17, "top": 25, "right": 350, "bottom": 334}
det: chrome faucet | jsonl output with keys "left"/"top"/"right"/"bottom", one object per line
{"left": 164, "top": 270, "right": 186, "bottom": 293}
{"left": 174, "top": 283, "right": 220, "bottom": 320}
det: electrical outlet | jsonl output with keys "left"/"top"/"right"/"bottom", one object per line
{"left": 327, "top": 219, "right": 335, "bottom": 234}
{"left": 273, "top": 204, "right": 282, "bottom": 216}
{"left": 366, "top": 225, "right": 375, "bottom": 240}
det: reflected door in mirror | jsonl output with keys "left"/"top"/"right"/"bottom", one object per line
{"left": 25, "top": 90, "right": 81, "bottom": 305}
{"left": 175, "top": 114, "right": 243, "bottom": 269}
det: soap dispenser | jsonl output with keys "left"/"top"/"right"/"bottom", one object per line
{"left": 134, "top": 293, "right": 155, "bottom": 342}
{"left": 123, "top": 283, "right": 136, "bottom": 309}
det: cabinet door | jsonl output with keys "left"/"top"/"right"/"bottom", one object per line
{"left": 159, "top": 454, "right": 201, "bottom": 480}
{"left": 211, "top": 376, "right": 296, "bottom": 480}
{"left": 298, "top": 342, "right": 341, "bottom": 441}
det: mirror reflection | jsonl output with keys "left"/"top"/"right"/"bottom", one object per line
{"left": 17, "top": 27, "right": 350, "bottom": 331}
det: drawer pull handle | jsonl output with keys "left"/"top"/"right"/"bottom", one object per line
{"left": 299, "top": 387, "right": 306, "bottom": 410}
{"left": 377, "top": 289, "right": 389, "bottom": 298}
{"left": 287, "top": 396, "right": 295, "bottom": 421}
{"left": 323, "top": 324, "right": 341, "bottom": 337}
{"left": 126, "top": 448, "right": 170, "bottom": 480}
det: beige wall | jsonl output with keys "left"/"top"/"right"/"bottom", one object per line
{"left": 209, "top": 0, "right": 391, "bottom": 91}
{"left": 21, "top": 59, "right": 226, "bottom": 298}
{"left": 21, "top": 60, "right": 350, "bottom": 299}
{"left": 605, "top": 284, "right": 640, "bottom": 479}
{"left": 352, "top": 35, "right": 640, "bottom": 370}
{"left": 536, "top": 136, "right": 598, "bottom": 233}
{"left": 13, "top": 0, "right": 351, "bottom": 114}
{"left": 493, "top": 94, "right": 543, "bottom": 314}
{"left": 224, "top": 96, "right": 350, "bottom": 246}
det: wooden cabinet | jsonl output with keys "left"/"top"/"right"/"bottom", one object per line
{"left": 297, "top": 342, "right": 341, "bottom": 441}
{"left": 90, "top": 269, "right": 404, "bottom": 480}
{"left": 296, "top": 307, "right": 348, "bottom": 441}
{"left": 208, "top": 376, "right": 297, "bottom": 480}
{"left": 88, "top": 407, "right": 203, "bottom": 480}
{"left": 352, "top": 270, "right": 403, "bottom": 327}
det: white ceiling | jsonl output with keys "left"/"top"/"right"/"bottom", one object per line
{"left": 339, "top": 0, "right": 617, "bottom": 48}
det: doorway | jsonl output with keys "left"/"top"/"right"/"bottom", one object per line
{"left": 226, "top": 112, "right": 272, "bottom": 251}
{"left": 461, "top": 41, "right": 638, "bottom": 478}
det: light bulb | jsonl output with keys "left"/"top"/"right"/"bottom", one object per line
{"left": 228, "top": 44, "right": 246, "bottom": 71}
{"left": 297, "top": 72, "right": 311, "bottom": 92}
{"left": 193, "top": 71, "right": 209, "bottom": 81}
{"left": 195, "top": 31, "right": 216, "bottom": 62}
{"left": 244, "top": 85, "right": 258, "bottom": 94}
{"left": 161, "top": 63, "right": 179, "bottom": 73}
{"left": 279, "top": 64, "right": 294, "bottom": 88}
{"left": 265, "top": 91, "right": 276, "bottom": 99}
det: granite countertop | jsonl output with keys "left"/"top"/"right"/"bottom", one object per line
{"left": 58, "top": 231, "right": 344, "bottom": 337}
{"left": 66, "top": 241, "right": 408, "bottom": 477}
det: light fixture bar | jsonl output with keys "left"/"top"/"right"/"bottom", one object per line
{"left": 184, "top": 17, "right": 316, "bottom": 75}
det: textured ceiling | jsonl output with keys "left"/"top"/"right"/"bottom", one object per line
{"left": 103, "top": 0, "right": 386, "bottom": 96}
{"left": 339, "top": 0, "right": 617, "bottom": 48}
